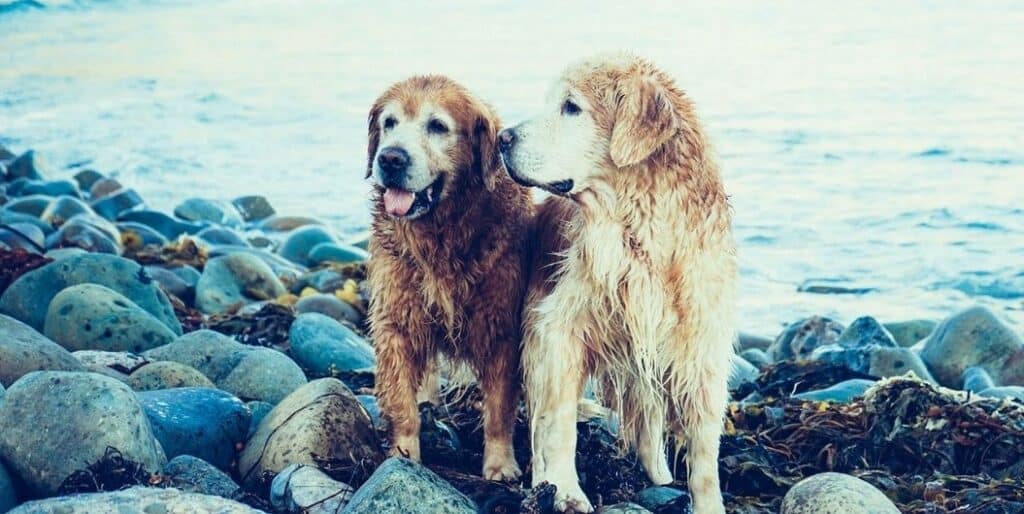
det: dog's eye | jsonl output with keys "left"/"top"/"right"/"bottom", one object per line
{"left": 383, "top": 116, "right": 397, "bottom": 130}
{"left": 561, "top": 99, "right": 581, "bottom": 116}
{"left": 427, "top": 119, "right": 449, "bottom": 135}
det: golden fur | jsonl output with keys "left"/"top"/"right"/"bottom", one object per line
{"left": 365, "top": 76, "right": 533, "bottom": 480}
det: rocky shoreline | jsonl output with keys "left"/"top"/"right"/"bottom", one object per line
{"left": 0, "top": 145, "right": 1022, "bottom": 513}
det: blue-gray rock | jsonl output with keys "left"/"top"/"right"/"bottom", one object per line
{"left": 293, "top": 268, "right": 346, "bottom": 293}
{"left": 0, "top": 314, "right": 85, "bottom": 387}
{"left": 271, "top": 464, "right": 354, "bottom": 514}
{"left": 195, "top": 253, "right": 287, "bottom": 314}
{"left": 5, "top": 150, "right": 48, "bottom": 181}
{"left": 162, "top": 455, "right": 241, "bottom": 498}
{"left": 356, "top": 395, "right": 383, "bottom": 430}
{"left": 232, "top": 195, "right": 275, "bottom": 222}
{"left": 0, "top": 458, "right": 16, "bottom": 513}
{"left": 138, "top": 387, "right": 250, "bottom": 470}
{"left": 174, "top": 197, "right": 243, "bottom": 228}
{"left": 0, "top": 143, "right": 13, "bottom": 160}
{"left": 792, "top": 379, "right": 876, "bottom": 403}
{"left": 7, "top": 486, "right": 262, "bottom": 514}
{"left": 72, "top": 169, "right": 104, "bottom": 192}
{"left": 206, "top": 246, "right": 307, "bottom": 277}
{"left": 144, "top": 330, "right": 244, "bottom": 380}
{"left": 197, "top": 226, "right": 248, "bottom": 246}
{"left": 635, "top": 486, "right": 689, "bottom": 512}
{"left": 883, "top": 319, "right": 937, "bottom": 347}
{"left": 91, "top": 188, "right": 144, "bottom": 220}
{"left": 88, "top": 177, "right": 123, "bottom": 199}
{"left": 40, "top": 197, "right": 93, "bottom": 227}
{"left": 0, "top": 222, "right": 45, "bottom": 252}
{"left": 344, "top": 230, "right": 370, "bottom": 251}
{"left": 963, "top": 366, "right": 996, "bottom": 393}
{"left": 307, "top": 242, "right": 369, "bottom": 266}
{"left": 978, "top": 386, "right": 1024, "bottom": 402}
{"left": 728, "top": 356, "right": 759, "bottom": 390}
{"left": 342, "top": 457, "right": 475, "bottom": 514}
{"left": 810, "top": 316, "right": 935, "bottom": 382}
{"left": 13, "top": 179, "right": 81, "bottom": 199}
{"left": 836, "top": 317, "right": 898, "bottom": 349}
{"left": 600, "top": 503, "right": 653, "bottom": 513}
{"left": 919, "top": 306, "right": 1024, "bottom": 387}
{"left": 72, "top": 350, "right": 149, "bottom": 381}
{"left": 769, "top": 316, "right": 844, "bottom": 361}
{"left": 258, "top": 215, "right": 324, "bottom": 232}
{"left": 246, "top": 400, "right": 274, "bottom": 438}
{"left": 119, "top": 222, "right": 169, "bottom": 249}
{"left": 0, "top": 253, "right": 182, "bottom": 334}
{"left": 740, "top": 348, "right": 772, "bottom": 369}
{"left": 117, "top": 210, "right": 205, "bottom": 239}
{"left": 44, "top": 284, "right": 176, "bottom": 353}
{"left": 144, "top": 266, "right": 194, "bottom": 303}
{"left": 238, "top": 379, "right": 381, "bottom": 488}
{"left": 780, "top": 472, "right": 899, "bottom": 514}
{"left": 0, "top": 371, "right": 166, "bottom": 496}
{"left": 127, "top": 361, "right": 214, "bottom": 391}
{"left": 3, "top": 195, "right": 52, "bottom": 217}
{"left": 290, "top": 313, "right": 375, "bottom": 376}
{"left": 44, "top": 247, "right": 87, "bottom": 260}
{"left": 295, "top": 294, "right": 362, "bottom": 325}
{"left": 45, "top": 213, "right": 122, "bottom": 254}
{"left": 278, "top": 225, "right": 338, "bottom": 266}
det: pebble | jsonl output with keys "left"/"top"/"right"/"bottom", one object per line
{"left": 792, "top": 379, "right": 876, "bottom": 403}
{"left": 72, "top": 350, "right": 149, "bottom": 381}
{"left": 307, "top": 242, "right": 368, "bottom": 265}
{"left": 0, "top": 222, "right": 45, "bottom": 252}
{"left": 810, "top": 316, "right": 935, "bottom": 382}
{"left": 238, "top": 378, "right": 381, "bottom": 488}
{"left": 278, "top": 225, "right": 338, "bottom": 266}
{"left": 729, "top": 356, "right": 760, "bottom": 390}
{"left": 3, "top": 195, "right": 53, "bottom": 217}
{"left": 978, "top": 386, "right": 1024, "bottom": 402}
{"left": 232, "top": 195, "right": 276, "bottom": 222}
{"left": 72, "top": 169, "right": 104, "bottom": 191}
{"left": 40, "top": 197, "right": 93, "bottom": 227}
{"left": 600, "top": 503, "right": 654, "bottom": 513}
{"left": 118, "top": 221, "right": 168, "bottom": 248}
{"left": 127, "top": 361, "right": 215, "bottom": 390}
{"left": 0, "top": 371, "right": 167, "bottom": 496}
{"left": 343, "top": 457, "right": 476, "bottom": 514}
{"left": 88, "top": 177, "right": 123, "bottom": 199}
{"left": 144, "top": 265, "right": 195, "bottom": 303}
{"left": 6, "top": 486, "right": 262, "bottom": 514}
{"left": 295, "top": 293, "right": 362, "bottom": 325}
{"left": 14, "top": 178, "right": 81, "bottom": 198}
{"left": 780, "top": 472, "right": 899, "bottom": 514}
{"left": 270, "top": 463, "right": 354, "bottom": 514}
{"left": 919, "top": 306, "right": 1024, "bottom": 387}
{"left": 289, "top": 313, "right": 375, "bottom": 377}
{"left": 0, "top": 460, "right": 16, "bottom": 513}
{"left": 162, "top": 455, "right": 241, "bottom": 498}
{"left": 740, "top": 348, "right": 772, "bottom": 369}
{"left": 5, "top": 150, "right": 49, "bottom": 180}
{"left": 883, "top": 319, "right": 937, "bottom": 347}
{"left": 635, "top": 486, "right": 689, "bottom": 512}
{"left": 44, "top": 283, "right": 177, "bottom": 352}
{"left": 0, "top": 314, "right": 85, "bottom": 387}
{"left": 91, "top": 187, "right": 144, "bottom": 220}
{"left": 769, "top": 316, "right": 844, "bottom": 361}
{"left": 0, "top": 252, "right": 183, "bottom": 334}
{"left": 258, "top": 214, "right": 324, "bottom": 232}
{"left": 138, "top": 387, "right": 250, "bottom": 470}
{"left": 174, "top": 197, "right": 244, "bottom": 227}
{"left": 962, "top": 366, "right": 996, "bottom": 393}
{"left": 117, "top": 209, "right": 206, "bottom": 239}
{"left": 45, "top": 213, "right": 122, "bottom": 254}
{"left": 293, "top": 267, "right": 347, "bottom": 293}
{"left": 197, "top": 225, "right": 249, "bottom": 246}
{"left": 195, "top": 253, "right": 288, "bottom": 314}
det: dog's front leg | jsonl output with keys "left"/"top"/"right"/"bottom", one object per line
{"left": 375, "top": 329, "right": 425, "bottom": 461}
{"left": 477, "top": 339, "right": 523, "bottom": 481}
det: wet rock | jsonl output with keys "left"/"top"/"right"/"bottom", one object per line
{"left": 356, "top": 394, "right": 383, "bottom": 430}
{"left": 295, "top": 293, "right": 362, "bottom": 325}
{"left": 162, "top": 455, "right": 241, "bottom": 498}
{"left": 88, "top": 177, "right": 123, "bottom": 199}
{"left": 740, "top": 348, "right": 772, "bottom": 369}
{"left": 40, "top": 197, "right": 93, "bottom": 227}
{"left": 600, "top": 503, "right": 653, "bottom": 513}
{"left": 0, "top": 460, "right": 16, "bottom": 513}
{"left": 270, "top": 463, "right": 354, "bottom": 514}
{"left": 979, "top": 385, "right": 1024, "bottom": 402}
{"left": 44, "top": 283, "right": 176, "bottom": 353}
{"left": 809, "top": 317, "right": 935, "bottom": 382}
{"left": 769, "top": 316, "right": 844, "bottom": 361}
{"left": 14, "top": 179, "right": 81, "bottom": 198}
{"left": 0, "top": 222, "right": 45, "bottom": 252}
{"left": 118, "top": 210, "right": 205, "bottom": 240}
{"left": 797, "top": 280, "right": 876, "bottom": 295}
{"left": 278, "top": 225, "right": 337, "bottom": 266}
{"left": 729, "top": 356, "right": 760, "bottom": 390}
{"left": 91, "top": 188, "right": 143, "bottom": 220}
{"left": 72, "top": 169, "right": 104, "bottom": 192}
{"left": 127, "top": 361, "right": 214, "bottom": 390}
{"left": 195, "top": 253, "right": 287, "bottom": 314}
{"left": 792, "top": 379, "right": 876, "bottom": 403}
{"left": 780, "top": 472, "right": 899, "bottom": 514}
{"left": 238, "top": 378, "right": 380, "bottom": 488}
{"left": 307, "top": 242, "right": 368, "bottom": 266}
{"left": 962, "top": 366, "right": 995, "bottom": 393}
{"left": 0, "top": 253, "right": 182, "bottom": 334}
{"left": 138, "top": 387, "right": 250, "bottom": 470}
{"left": 3, "top": 194, "right": 52, "bottom": 217}
{"left": 144, "top": 330, "right": 243, "bottom": 379}
{"left": 0, "top": 314, "right": 85, "bottom": 387}
{"left": 197, "top": 225, "right": 248, "bottom": 246}
{"left": 44, "top": 247, "right": 87, "bottom": 260}
{"left": 635, "top": 486, "right": 688, "bottom": 512}
{"left": 207, "top": 246, "right": 307, "bottom": 277}
{"left": 344, "top": 230, "right": 370, "bottom": 251}
{"left": 258, "top": 215, "right": 324, "bottom": 232}
{"left": 293, "top": 268, "right": 346, "bottom": 293}
{"left": 45, "top": 213, "right": 122, "bottom": 254}
{"left": 919, "top": 306, "right": 1024, "bottom": 387}
{"left": 835, "top": 317, "right": 898, "bottom": 349}
{"left": 72, "top": 350, "right": 149, "bottom": 381}
{"left": 289, "top": 313, "right": 375, "bottom": 376}
{"left": 0, "top": 371, "right": 166, "bottom": 496}
{"left": 884, "top": 319, "right": 937, "bottom": 347}
{"left": 119, "top": 222, "right": 169, "bottom": 250}
{"left": 0, "top": 143, "right": 15, "bottom": 160}
{"left": 246, "top": 400, "right": 274, "bottom": 438}
{"left": 232, "top": 195, "right": 276, "bottom": 222}
{"left": 866, "top": 346, "right": 935, "bottom": 382}
{"left": 343, "top": 457, "right": 474, "bottom": 514}
{"left": 7, "top": 486, "right": 262, "bottom": 513}
{"left": 6, "top": 150, "right": 49, "bottom": 181}
{"left": 144, "top": 265, "right": 194, "bottom": 303}
{"left": 174, "top": 197, "right": 243, "bottom": 227}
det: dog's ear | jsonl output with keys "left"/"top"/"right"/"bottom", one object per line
{"left": 472, "top": 109, "right": 502, "bottom": 192}
{"left": 609, "top": 75, "right": 679, "bottom": 168}
{"left": 366, "top": 102, "right": 383, "bottom": 179}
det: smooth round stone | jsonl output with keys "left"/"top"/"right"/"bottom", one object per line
{"left": 197, "top": 225, "right": 249, "bottom": 246}
{"left": 357, "top": 394, "right": 383, "bottom": 430}
{"left": 344, "top": 230, "right": 370, "bottom": 251}
{"left": 963, "top": 366, "right": 996, "bottom": 393}
{"left": 258, "top": 215, "right": 325, "bottom": 232}
{"left": 238, "top": 378, "right": 381, "bottom": 488}
{"left": 44, "top": 247, "right": 87, "bottom": 260}
{"left": 246, "top": 400, "right": 274, "bottom": 438}
{"left": 72, "top": 169, "right": 104, "bottom": 191}
{"left": 884, "top": 319, "right": 937, "bottom": 347}
{"left": 195, "top": 253, "right": 288, "bottom": 314}
{"left": 295, "top": 293, "right": 361, "bottom": 325}
{"left": 39, "top": 196, "right": 93, "bottom": 227}
{"left": 45, "top": 214, "right": 122, "bottom": 254}
{"left": 919, "top": 306, "right": 1024, "bottom": 387}
{"left": 728, "top": 355, "right": 760, "bottom": 390}
{"left": 0, "top": 460, "right": 15, "bottom": 513}
{"left": 0, "top": 222, "right": 45, "bottom": 252}
{"left": 88, "top": 177, "right": 123, "bottom": 199}
{"left": 118, "top": 209, "right": 206, "bottom": 239}
{"left": 867, "top": 346, "right": 935, "bottom": 382}
{"left": 144, "top": 330, "right": 246, "bottom": 380}
{"left": 307, "top": 242, "right": 368, "bottom": 265}
{"left": 636, "top": 486, "right": 688, "bottom": 512}
{"left": 979, "top": 385, "right": 1024, "bottom": 402}
{"left": 5, "top": 150, "right": 49, "bottom": 180}
{"left": 289, "top": 313, "right": 375, "bottom": 376}
{"left": 738, "top": 332, "right": 774, "bottom": 351}
{"left": 740, "top": 348, "right": 772, "bottom": 369}
{"left": 127, "top": 361, "right": 214, "bottom": 390}
{"left": 162, "top": 455, "right": 241, "bottom": 498}
{"left": 792, "top": 379, "right": 876, "bottom": 403}
{"left": 138, "top": 387, "right": 250, "bottom": 470}
{"left": 781, "top": 472, "right": 899, "bottom": 514}
{"left": 278, "top": 225, "right": 338, "bottom": 266}
{"left": 144, "top": 266, "right": 194, "bottom": 303}
{"left": 232, "top": 195, "right": 275, "bottom": 222}
{"left": 174, "top": 197, "right": 243, "bottom": 227}
{"left": 1, "top": 211, "right": 54, "bottom": 237}
{"left": 600, "top": 503, "right": 653, "bottom": 513}
{"left": 72, "top": 350, "right": 149, "bottom": 381}
{"left": 207, "top": 245, "right": 307, "bottom": 276}
{"left": 6, "top": 486, "right": 262, "bottom": 514}
{"left": 0, "top": 371, "right": 167, "bottom": 496}
{"left": 119, "top": 223, "right": 168, "bottom": 251}
{"left": 218, "top": 347, "right": 308, "bottom": 403}
{"left": 270, "top": 463, "right": 354, "bottom": 514}
{"left": 293, "top": 268, "right": 346, "bottom": 292}
{"left": 769, "top": 316, "right": 844, "bottom": 361}
{"left": 343, "top": 457, "right": 475, "bottom": 514}
{"left": 836, "top": 317, "right": 898, "bottom": 349}
{"left": 44, "top": 283, "right": 176, "bottom": 353}
{"left": 0, "top": 314, "right": 85, "bottom": 387}
{"left": 0, "top": 253, "right": 183, "bottom": 334}
{"left": 15, "top": 179, "right": 81, "bottom": 198}
{"left": 3, "top": 194, "right": 52, "bottom": 217}
{"left": 91, "top": 188, "right": 144, "bottom": 220}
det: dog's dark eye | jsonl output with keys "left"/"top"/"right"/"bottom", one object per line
{"left": 383, "top": 116, "right": 397, "bottom": 130}
{"left": 562, "top": 99, "right": 581, "bottom": 116}
{"left": 427, "top": 119, "right": 449, "bottom": 135}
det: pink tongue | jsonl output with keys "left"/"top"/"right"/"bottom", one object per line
{"left": 383, "top": 188, "right": 416, "bottom": 217}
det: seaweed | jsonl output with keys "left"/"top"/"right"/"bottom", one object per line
{"left": 207, "top": 302, "right": 295, "bottom": 348}
{"left": 123, "top": 238, "right": 207, "bottom": 269}
{"left": 58, "top": 447, "right": 162, "bottom": 495}
{"left": 0, "top": 248, "right": 51, "bottom": 295}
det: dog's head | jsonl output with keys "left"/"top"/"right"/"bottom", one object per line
{"left": 366, "top": 76, "right": 501, "bottom": 220}
{"left": 498, "top": 53, "right": 684, "bottom": 198}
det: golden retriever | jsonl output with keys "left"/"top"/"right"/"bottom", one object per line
{"left": 365, "top": 76, "right": 533, "bottom": 481}
{"left": 498, "top": 54, "right": 737, "bottom": 513}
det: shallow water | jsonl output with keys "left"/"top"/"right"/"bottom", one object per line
{"left": 2, "top": 0, "right": 1022, "bottom": 334}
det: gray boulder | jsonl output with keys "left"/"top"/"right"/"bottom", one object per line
{"left": 342, "top": 457, "right": 475, "bottom": 514}
{"left": 271, "top": 464, "right": 354, "bottom": 514}
{"left": 162, "top": 455, "right": 241, "bottom": 499}
{"left": 0, "top": 315, "right": 85, "bottom": 387}
{"left": 919, "top": 306, "right": 1024, "bottom": 387}
{"left": 127, "top": 361, "right": 214, "bottom": 391}
{"left": 195, "top": 253, "right": 287, "bottom": 314}
{"left": 769, "top": 316, "right": 844, "bottom": 361}
{"left": 7, "top": 486, "right": 263, "bottom": 513}
{"left": 0, "top": 371, "right": 166, "bottom": 496}
{"left": 780, "top": 472, "right": 899, "bottom": 514}
{"left": 44, "top": 284, "right": 176, "bottom": 353}
{"left": 289, "top": 313, "right": 375, "bottom": 377}
{"left": 138, "top": 387, "right": 250, "bottom": 471}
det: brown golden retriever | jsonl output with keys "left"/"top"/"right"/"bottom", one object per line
{"left": 498, "top": 54, "right": 737, "bottom": 513}
{"left": 365, "top": 76, "right": 532, "bottom": 481}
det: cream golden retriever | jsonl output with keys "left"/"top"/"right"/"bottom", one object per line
{"left": 498, "top": 54, "right": 737, "bottom": 513}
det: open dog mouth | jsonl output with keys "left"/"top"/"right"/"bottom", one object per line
{"left": 382, "top": 176, "right": 444, "bottom": 219}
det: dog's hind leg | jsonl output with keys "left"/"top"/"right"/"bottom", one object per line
{"left": 415, "top": 354, "right": 441, "bottom": 405}
{"left": 478, "top": 337, "right": 523, "bottom": 481}
{"left": 634, "top": 393, "right": 673, "bottom": 486}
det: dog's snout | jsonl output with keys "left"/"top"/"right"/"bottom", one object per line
{"left": 497, "top": 129, "right": 516, "bottom": 153}
{"left": 377, "top": 146, "right": 411, "bottom": 173}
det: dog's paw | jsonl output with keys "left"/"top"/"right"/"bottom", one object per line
{"left": 483, "top": 455, "right": 522, "bottom": 482}
{"left": 553, "top": 482, "right": 593, "bottom": 513}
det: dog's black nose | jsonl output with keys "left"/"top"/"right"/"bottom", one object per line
{"left": 497, "top": 129, "right": 516, "bottom": 153}
{"left": 377, "top": 147, "right": 410, "bottom": 173}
